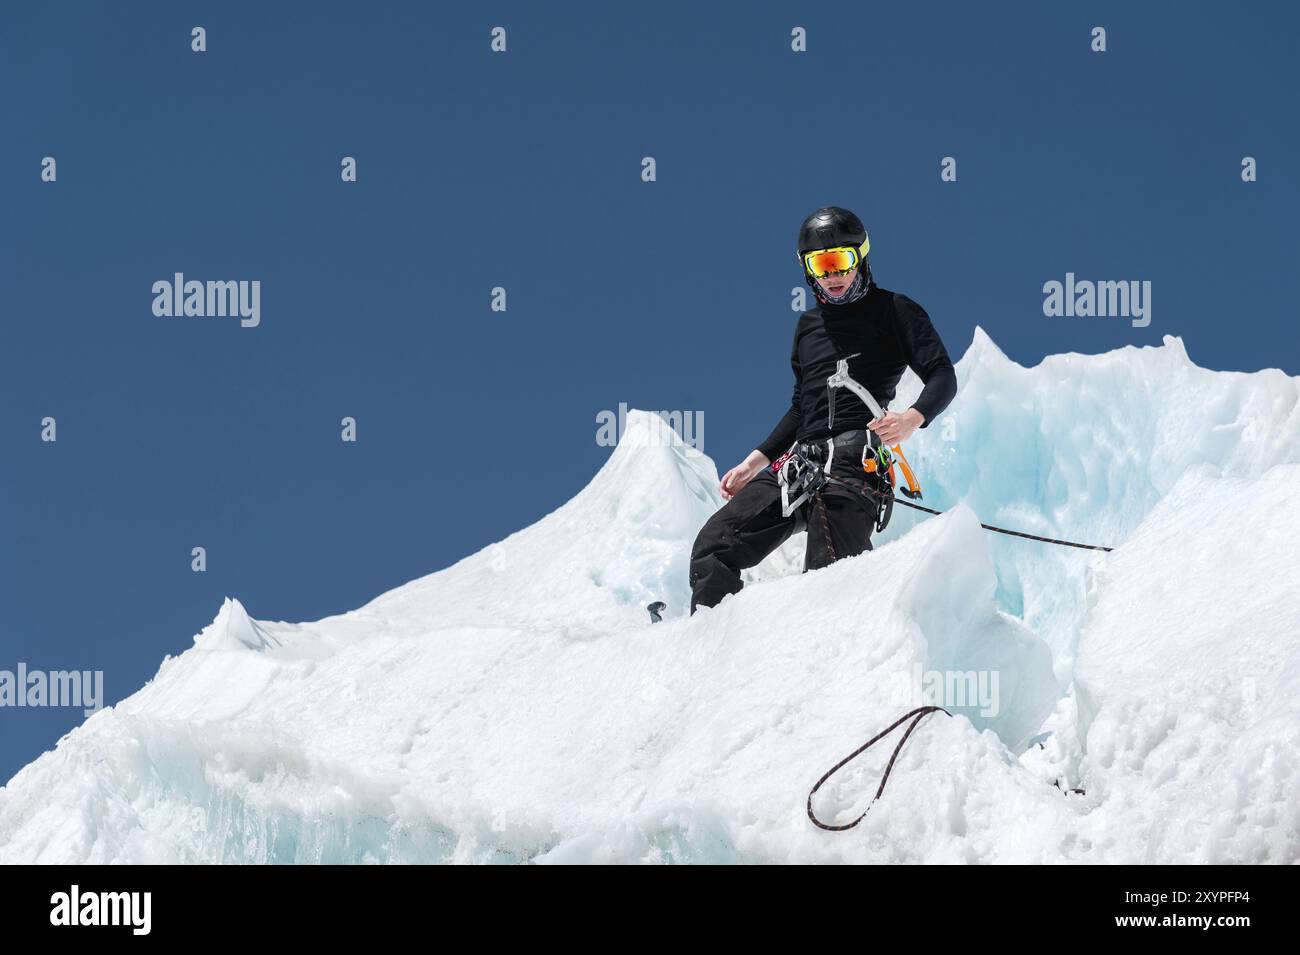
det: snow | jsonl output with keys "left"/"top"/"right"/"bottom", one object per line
{"left": 1070, "top": 465, "right": 1300, "bottom": 862}
{"left": 2, "top": 330, "right": 1297, "bottom": 863}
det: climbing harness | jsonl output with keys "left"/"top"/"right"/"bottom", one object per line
{"left": 807, "top": 705, "right": 951, "bottom": 831}
{"left": 776, "top": 439, "right": 836, "bottom": 517}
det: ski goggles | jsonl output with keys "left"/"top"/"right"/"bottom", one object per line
{"left": 800, "top": 240, "right": 869, "bottom": 278}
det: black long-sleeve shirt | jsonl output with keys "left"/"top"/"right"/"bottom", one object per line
{"left": 756, "top": 284, "right": 957, "bottom": 461}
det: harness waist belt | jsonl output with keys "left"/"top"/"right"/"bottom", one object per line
{"left": 799, "top": 429, "right": 876, "bottom": 453}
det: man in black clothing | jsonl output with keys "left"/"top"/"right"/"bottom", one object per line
{"left": 688, "top": 206, "right": 957, "bottom": 613}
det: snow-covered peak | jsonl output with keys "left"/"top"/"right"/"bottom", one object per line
{"left": 962, "top": 324, "right": 1011, "bottom": 366}
{"left": 194, "top": 597, "right": 283, "bottom": 652}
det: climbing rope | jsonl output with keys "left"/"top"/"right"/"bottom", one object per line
{"left": 828, "top": 476, "right": 1115, "bottom": 553}
{"left": 807, "top": 705, "right": 952, "bottom": 831}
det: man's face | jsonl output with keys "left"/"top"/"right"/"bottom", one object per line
{"left": 817, "top": 264, "right": 858, "bottom": 298}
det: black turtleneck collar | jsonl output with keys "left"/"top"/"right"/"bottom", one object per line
{"left": 819, "top": 279, "right": 879, "bottom": 315}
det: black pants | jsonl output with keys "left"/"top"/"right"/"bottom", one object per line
{"left": 689, "top": 440, "right": 880, "bottom": 614}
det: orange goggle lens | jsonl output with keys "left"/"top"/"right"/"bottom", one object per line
{"left": 801, "top": 244, "right": 865, "bottom": 278}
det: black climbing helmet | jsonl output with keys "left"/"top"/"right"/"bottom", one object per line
{"left": 797, "top": 205, "right": 868, "bottom": 258}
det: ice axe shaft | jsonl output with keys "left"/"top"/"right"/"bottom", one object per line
{"left": 826, "top": 356, "right": 885, "bottom": 426}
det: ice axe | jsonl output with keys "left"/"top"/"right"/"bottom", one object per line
{"left": 827, "top": 357, "right": 923, "bottom": 499}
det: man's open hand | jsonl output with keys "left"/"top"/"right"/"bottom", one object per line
{"left": 868, "top": 407, "right": 925, "bottom": 445}
{"left": 720, "top": 450, "right": 771, "bottom": 500}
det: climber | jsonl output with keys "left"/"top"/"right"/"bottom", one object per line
{"left": 688, "top": 206, "right": 957, "bottom": 613}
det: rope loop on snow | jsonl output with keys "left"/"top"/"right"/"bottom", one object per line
{"left": 807, "top": 705, "right": 951, "bottom": 832}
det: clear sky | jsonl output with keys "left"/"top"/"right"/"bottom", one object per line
{"left": 2, "top": 1, "right": 1296, "bottom": 782}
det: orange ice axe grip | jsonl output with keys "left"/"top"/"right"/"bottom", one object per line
{"left": 891, "top": 444, "right": 923, "bottom": 499}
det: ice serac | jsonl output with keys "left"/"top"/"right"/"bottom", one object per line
{"left": 1, "top": 335, "right": 1298, "bottom": 864}
{"left": 896, "top": 506, "right": 1056, "bottom": 753}
{"left": 893, "top": 327, "right": 1300, "bottom": 672}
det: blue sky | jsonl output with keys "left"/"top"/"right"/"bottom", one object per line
{"left": 1, "top": 1, "right": 1297, "bottom": 781}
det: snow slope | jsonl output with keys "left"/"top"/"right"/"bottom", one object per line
{"left": 2, "top": 332, "right": 1297, "bottom": 863}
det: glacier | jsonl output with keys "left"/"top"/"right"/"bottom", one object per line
{"left": 1, "top": 328, "right": 1298, "bottom": 864}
